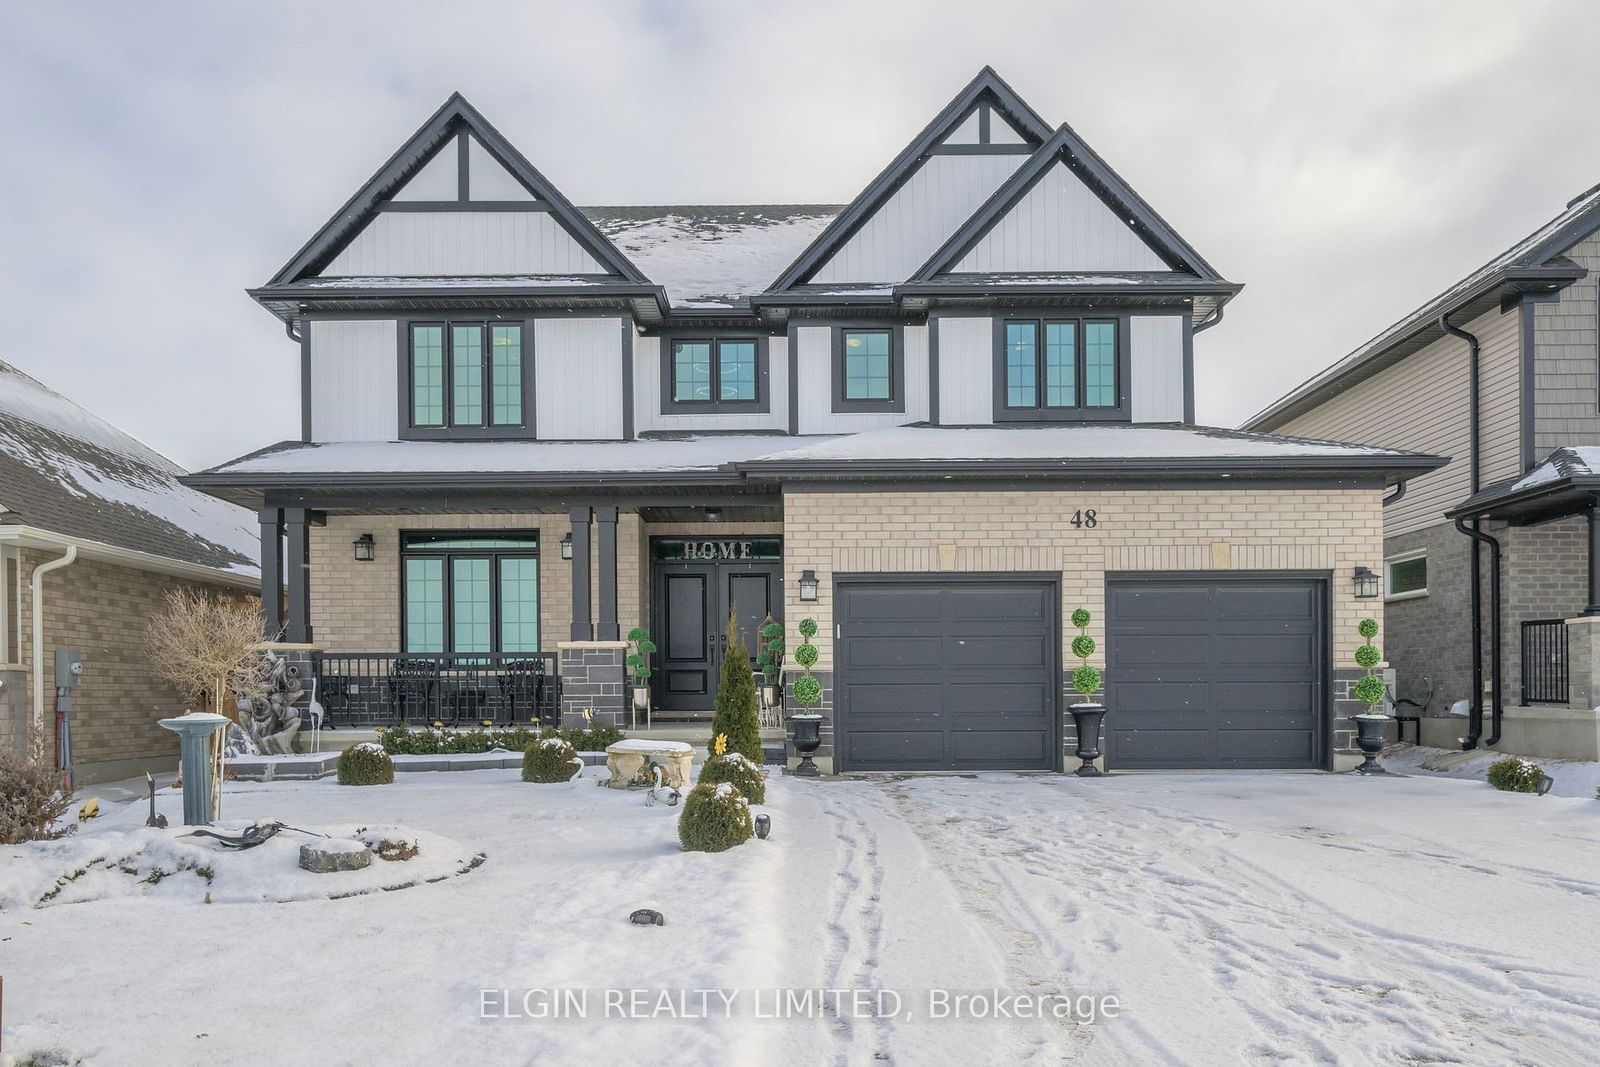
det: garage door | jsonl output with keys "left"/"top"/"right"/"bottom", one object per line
{"left": 835, "top": 576, "right": 1057, "bottom": 771}
{"left": 1106, "top": 576, "right": 1325, "bottom": 769}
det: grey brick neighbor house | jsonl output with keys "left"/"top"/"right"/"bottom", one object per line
{"left": 1245, "top": 185, "right": 1600, "bottom": 761}
{"left": 186, "top": 68, "right": 1441, "bottom": 774}
{"left": 0, "top": 360, "right": 259, "bottom": 785}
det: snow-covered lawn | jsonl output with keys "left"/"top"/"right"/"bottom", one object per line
{"left": 4, "top": 767, "right": 1599, "bottom": 1065}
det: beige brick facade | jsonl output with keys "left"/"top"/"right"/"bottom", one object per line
{"left": 0, "top": 549, "right": 248, "bottom": 785}
{"left": 781, "top": 487, "right": 1386, "bottom": 669}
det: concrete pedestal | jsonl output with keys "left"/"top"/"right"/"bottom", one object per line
{"left": 156, "top": 712, "right": 230, "bottom": 826}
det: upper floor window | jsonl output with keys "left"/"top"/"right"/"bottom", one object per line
{"left": 995, "top": 317, "right": 1123, "bottom": 422}
{"left": 659, "top": 336, "right": 770, "bottom": 414}
{"left": 409, "top": 321, "right": 525, "bottom": 433}
{"left": 831, "top": 327, "right": 905, "bottom": 413}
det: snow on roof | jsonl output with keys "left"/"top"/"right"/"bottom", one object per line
{"left": 1246, "top": 183, "right": 1600, "bottom": 429}
{"left": 582, "top": 206, "right": 842, "bottom": 308}
{"left": 0, "top": 361, "right": 258, "bottom": 575}
{"left": 1506, "top": 445, "right": 1600, "bottom": 492}
{"left": 744, "top": 423, "right": 1423, "bottom": 465}
{"left": 207, "top": 434, "right": 819, "bottom": 476}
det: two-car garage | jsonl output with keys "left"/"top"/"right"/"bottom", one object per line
{"left": 831, "top": 573, "right": 1327, "bottom": 773}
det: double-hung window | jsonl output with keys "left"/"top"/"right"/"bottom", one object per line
{"left": 832, "top": 327, "right": 904, "bottom": 412}
{"left": 409, "top": 321, "right": 525, "bottom": 432}
{"left": 998, "top": 318, "right": 1121, "bottom": 420}
{"left": 401, "top": 533, "right": 540, "bottom": 655}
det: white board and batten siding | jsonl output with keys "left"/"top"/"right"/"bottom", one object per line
{"left": 794, "top": 325, "right": 929, "bottom": 434}
{"left": 1129, "top": 316, "right": 1185, "bottom": 423}
{"left": 954, "top": 162, "right": 1169, "bottom": 274}
{"left": 933, "top": 314, "right": 1186, "bottom": 425}
{"left": 1273, "top": 305, "right": 1522, "bottom": 538}
{"left": 308, "top": 320, "right": 398, "bottom": 442}
{"left": 535, "top": 318, "right": 624, "bottom": 440}
{"left": 633, "top": 335, "right": 789, "bottom": 433}
{"left": 321, "top": 212, "right": 604, "bottom": 277}
{"left": 812, "top": 155, "right": 1026, "bottom": 284}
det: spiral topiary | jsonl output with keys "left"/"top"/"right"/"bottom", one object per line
{"left": 698, "top": 751, "right": 766, "bottom": 804}
{"left": 338, "top": 743, "right": 394, "bottom": 786}
{"left": 678, "top": 782, "right": 754, "bottom": 852}
{"left": 1352, "top": 618, "right": 1387, "bottom": 713}
{"left": 522, "top": 737, "right": 580, "bottom": 783}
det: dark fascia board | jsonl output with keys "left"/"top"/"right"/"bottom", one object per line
{"left": 765, "top": 67, "right": 1052, "bottom": 292}
{"left": 1448, "top": 473, "right": 1600, "bottom": 520}
{"left": 249, "top": 282, "right": 671, "bottom": 321}
{"left": 1244, "top": 262, "right": 1586, "bottom": 432}
{"left": 894, "top": 278, "right": 1241, "bottom": 298}
{"left": 736, "top": 452, "right": 1448, "bottom": 483}
{"left": 182, "top": 468, "right": 749, "bottom": 495}
{"left": 911, "top": 124, "right": 1227, "bottom": 283}
{"left": 261, "top": 93, "right": 647, "bottom": 291}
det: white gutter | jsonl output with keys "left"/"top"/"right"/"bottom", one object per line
{"left": 0, "top": 525, "right": 257, "bottom": 590}
{"left": 30, "top": 544, "right": 76, "bottom": 762}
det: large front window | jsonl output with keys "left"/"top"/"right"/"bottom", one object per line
{"left": 1001, "top": 318, "right": 1119, "bottom": 417}
{"left": 410, "top": 322, "right": 524, "bottom": 430}
{"left": 401, "top": 533, "right": 539, "bottom": 654}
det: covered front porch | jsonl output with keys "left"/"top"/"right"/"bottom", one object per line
{"left": 253, "top": 493, "right": 786, "bottom": 731}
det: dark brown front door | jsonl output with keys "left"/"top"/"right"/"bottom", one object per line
{"left": 652, "top": 558, "right": 781, "bottom": 712}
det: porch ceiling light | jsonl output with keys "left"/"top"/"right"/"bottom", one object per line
{"left": 352, "top": 533, "right": 375, "bottom": 562}
{"left": 704, "top": 507, "right": 722, "bottom": 521}
{"left": 560, "top": 532, "right": 573, "bottom": 560}
{"left": 799, "top": 569, "right": 819, "bottom": 602}
{"left": 1353, "top": 566, "right": 1380, "bottom": 599}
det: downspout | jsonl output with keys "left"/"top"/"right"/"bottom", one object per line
{"left": 1383, "top": 481, "right": 1408, "bottom": 507}
{"left": 30, "top": 544, "right": 78, "bottom": 763}
{"left": 1441, "top": 312, "right": 1503, "bottom": 749}
{"left": 1193, "top": 305, "right": 1225, "bottom": 334}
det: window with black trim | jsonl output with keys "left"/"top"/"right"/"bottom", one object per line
{"left": 831, "top": 327, "right": 905, "bottom": 413}
{"left": 409, "top": 321, "right": 525, "bottom": 431}
{"left": 669, "top": 339, "right": 759, "bottom": 405}
{"left": 996, "top": 317, "right": 1123, "bottom": 421}
{"left": 401, "top": 532, "right": 540, "bottom": 654}
{"left": 1384, "top": 551, "right": 1427, "bottom": 601}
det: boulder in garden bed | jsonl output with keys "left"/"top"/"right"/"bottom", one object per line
{"left": 299, "top": 838, "right": 373, "bottom": 873}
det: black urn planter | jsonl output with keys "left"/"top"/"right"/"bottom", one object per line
{"left": 1353, "top": 714, "right": 1390, "bottom": 775}
{"left": 1069, "top": 702, "right": 1107, "bottom": 777}
{"left": 789, "top": 714, "right": 823, "bottom": 777}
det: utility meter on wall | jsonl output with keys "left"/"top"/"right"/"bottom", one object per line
{"left": 55, "top": 650, "right": 86, "bottom": 687}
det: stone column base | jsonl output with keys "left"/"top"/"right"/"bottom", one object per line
{"left": 557, "top": 641, "right": 629, "bottom": 729}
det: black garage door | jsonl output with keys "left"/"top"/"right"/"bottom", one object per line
{"left": 1106, "top": 575, "right": 1326, "bottom": 769}
{"left": 835, "top": 576, "right": 1057, "bottom": 771}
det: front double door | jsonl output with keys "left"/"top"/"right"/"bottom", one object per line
{"left": 652, "top": 560, "right": 781, "bottom": 713}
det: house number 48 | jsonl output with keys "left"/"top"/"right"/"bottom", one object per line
{"left": 1069, "top": 510, "right": 1099, "bottom": 529}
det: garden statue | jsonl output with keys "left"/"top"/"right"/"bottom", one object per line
{"left": 238, "top": 651, "right": 305, "bottom": 755}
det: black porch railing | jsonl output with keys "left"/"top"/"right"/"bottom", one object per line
{"left": 1520, "top": 620, "right": 1569, "bottom": 705}
{"left": 314, "top": 652, "right": 562, "bottom": 728}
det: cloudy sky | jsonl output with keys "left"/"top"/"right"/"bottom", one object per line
{"left": 3, "top": 1, "right": 1599, "bottom": 470}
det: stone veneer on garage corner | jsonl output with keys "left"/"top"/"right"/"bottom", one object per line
{"left": 781, "top": 487, "right": 1387, "bottom": 773}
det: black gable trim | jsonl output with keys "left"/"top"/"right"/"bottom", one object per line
{"left": 263, "top": 93, "right": 646, "bottom": 290}
{"left": 766, "top": 67, "right": 1052, "bottom": 292}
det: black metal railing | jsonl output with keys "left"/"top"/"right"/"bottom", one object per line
{"left": 314, "top": 652, "right": 561, "bottom": 728}
{"left": 1520, "top": 620, "right": 1568, "bottom": 705}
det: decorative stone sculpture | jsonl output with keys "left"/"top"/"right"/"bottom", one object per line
{"left": 238, "top": 652, "right": 304, "bottom": 755}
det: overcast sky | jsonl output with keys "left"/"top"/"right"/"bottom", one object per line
{"left": 4, "top": 1, "right": 1599, "bottom": 470}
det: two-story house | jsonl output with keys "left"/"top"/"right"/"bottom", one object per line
{"left": 186, "top": 68, "right": 1440, "bottom": 774}
{"left": 1245, "top": 184, "right": 1600, "bottom": 761}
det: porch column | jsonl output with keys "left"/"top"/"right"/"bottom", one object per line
{"left": 569, "top": 505, "right": 593, "bottom": 641}
{"left": 257, "top": 507, "right": 283, "bottom": 637}
{"left": 283, "top": 507, "right": 312, "bottom": 644}
{"left": 1588, "top": 500, "right": 1600, "bottom": 616}
{"left": 595, "top": 506, "right": 619, "bottom": 641}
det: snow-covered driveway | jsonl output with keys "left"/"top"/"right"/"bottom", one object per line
{"left": 4, "top": 768, "right": 1599, "bottom": 1065}
{"left": 779, "top": 772, "right": 1600, "bottom": 1065}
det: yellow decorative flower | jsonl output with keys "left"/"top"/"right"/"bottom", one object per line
{"left": 431, "top": 720, "right": 444, "bottom": 729}
{"left": 481, "top": 719, "right": 493, "bottom": 728}
{"left": 713, "top": 732, "right": 728, "bottom": 757}
{"left": 583, "top": 708, "right": 593, "bottom": 723}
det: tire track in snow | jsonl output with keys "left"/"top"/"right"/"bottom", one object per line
{"left": 816, "top": 788, "right": 894, "bottom": 1064}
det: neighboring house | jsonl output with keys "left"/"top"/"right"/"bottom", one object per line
{"left": 186, "top": 68, "right": 1440, "bottom": 774}
{"left": 1245, "top": 183, "right": 1600, "bottom": 760}
{"left": 0, "top": 360, "right": 259, "bottom": 785}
